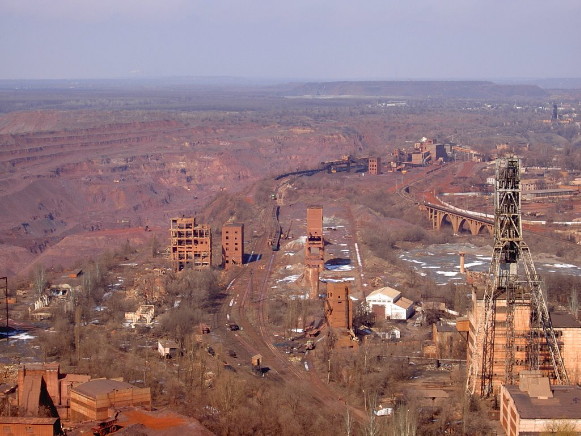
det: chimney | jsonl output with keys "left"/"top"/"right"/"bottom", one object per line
{"left": 459, "top": 252, "right": 466, "bottom": 274}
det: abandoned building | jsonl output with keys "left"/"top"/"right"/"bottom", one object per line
{"left": 432, "top": 322, "right": 460, "bottom": 358}
{"left": 222, "top": 222, "right": 244, "bottom": 268}
{"left": 158, "top": 339, "right": 181, "bottom": 359}
{"left": 325, "top": 282, "right": 357, "bottom": 348}
{"left": 124, "top": 304, "right": 155, "bottom": 327}
{"left": 368, "top": 157, "right": 381, "bottom": 175}
{"left": 305, "top": 206, "right": 324, "bottom": 299}
{"left": 170, "top": 217, "right": 211, "bottom": 271}
{"left": 17, "top": 363, "right": 90, "bottom": 419}
{"left": 365, "top": 286, "right": 415, "bottom": 320}
{"left": 69, "top": 379, "right": 151, "bottom": 421}
{"left": 500, "top": 372, "right": 581, "bottom": 436}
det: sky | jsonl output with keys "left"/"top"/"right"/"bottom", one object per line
{"left": 0, "top": 0, "right": 579, "bottom": 81}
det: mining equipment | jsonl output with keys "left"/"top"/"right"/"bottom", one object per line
{"left": 91, "top": 414, "right": 120, "bottom": 436}
{"left": 467, "top": 156, "right": 568, "bottom": 397}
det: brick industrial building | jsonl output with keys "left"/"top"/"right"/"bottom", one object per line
{"left": 222, "top": 222, "right": 244, "bottom": 268}
{"left": 467, "top": 288, "right": 581, "bottom": 390}
{"left": 500, "top": 373, "right": 581, "bottom": 435}
{"left": 170, "top": 217, "right": 212, "bottom": 271}
{"left": 325, "top": 282, "right": 357, "bottom": 348}
{"left": 17, "top": 363, "right": 90, "bottom": 419}
{"left": 70, "top": 379, "right": 151, "bottom": 421}
{"left": 305, "top": 206, "right": 324, "bottom": 299}
{"left": 0, "top": 417, "right": 61, "bottom": 436}
{"left": 368, "top": 157, "right": 381, "bottom": 175}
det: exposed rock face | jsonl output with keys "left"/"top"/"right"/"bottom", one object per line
{"left": 0, "top": 110, "right": 360, "bottom": 275}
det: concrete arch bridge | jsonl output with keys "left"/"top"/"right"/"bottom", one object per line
{"left": 421, "top": 202, "right": 493, "bottom": 236}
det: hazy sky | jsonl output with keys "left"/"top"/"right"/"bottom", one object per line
{"left": 1, "top": 0, "right": 579, "bottom": 81}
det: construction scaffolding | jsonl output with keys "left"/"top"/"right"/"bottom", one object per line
{"left": 467, "top": 156, "right": 568, "bottom": 397}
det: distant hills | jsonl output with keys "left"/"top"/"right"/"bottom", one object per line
{"left": 284, "top": 81, "right": 548, "bottom": 99}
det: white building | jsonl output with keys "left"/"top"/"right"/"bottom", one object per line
{"left": 366, "top": 286, "right": 415, "bottom": 320}
{"left": 158, "top": 339, "right": 180, "bottom": 358}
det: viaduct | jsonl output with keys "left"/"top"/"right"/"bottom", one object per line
{"left": 420, "top": 202, "right": 493, "bottom": 236}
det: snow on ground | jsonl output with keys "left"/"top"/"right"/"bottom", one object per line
{"left": 277, "top": 274, "right": 301, "bottom": 283}
{"left": 550, "top": 263, "right": 580, "bottom": 269}
{"left": 320, "top": 277, "right": 355, "bottom": 283}
{"left": 436, "top": 271, "right": 459, "bottom": 277}
{"left": 462, "top": 261, "right": 485, "bottom": 269}
{"left": 325, "top": 264, "right": 354, "bottom": 271}
{"left": 10, "top": 332, "right": 35, "bottom": 341}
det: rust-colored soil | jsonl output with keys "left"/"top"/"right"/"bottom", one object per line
{"left": 121, "top": 409, "right": 186, "bottom": 429}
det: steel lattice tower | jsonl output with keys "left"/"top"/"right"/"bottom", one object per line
{"left": 467, "top": 156, "right": 568, "bottom": 397}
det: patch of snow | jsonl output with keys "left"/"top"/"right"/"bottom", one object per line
{"left": 436, "top": 271, "right": 459, "bottom": 277}
{"left": 552, "top": 263, "right": 579, "bottom": 269}
{"left": 10, "top": 332, "right": 35, "bottom": 341}
{"left": 462, "top": 261, "right": 485, "bottom": 268}
{"left": 277, "top": 274, "right": 301, "bottom": 283}
{"left": 408, "top": 259, "right": 425, "bottom": 265}
{"left": 325, "top": 264, "right": 354, "bottom": 271}
{"left": 320, "top": 277, "right": 355, "bottom": 283}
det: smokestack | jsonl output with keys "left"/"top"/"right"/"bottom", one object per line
{"left": 459, "top": 252, "right": 466, "bottom": 274}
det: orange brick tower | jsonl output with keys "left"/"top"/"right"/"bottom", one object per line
{"left": 222, "top": 223, "right": 244, "bottom": 268}
{"left": 305, "top": 206, "right": 324, "bottom": 298}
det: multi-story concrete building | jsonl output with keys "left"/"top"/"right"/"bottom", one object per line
{"left": 170, "top": 217, "right": 211, "bottom": 271}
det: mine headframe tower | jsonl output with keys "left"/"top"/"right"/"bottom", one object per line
{"left": 468, "top": 156, "right": 568, "bottom": 397}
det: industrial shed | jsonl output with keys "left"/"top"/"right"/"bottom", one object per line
{"left": 365, "top": 286, "right": 415, "bottom": 320}
{"left": 0, "top": 417, "right": 61, "bottom": 436}
{"left": 69, "top": 379, "right": 151, "bottom": 422}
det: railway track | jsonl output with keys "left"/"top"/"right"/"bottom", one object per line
{"left": 213, "top": 176, "right": 366, "bottom": 419}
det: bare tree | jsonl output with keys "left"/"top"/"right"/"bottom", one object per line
{"left": 32, "top": 264, "right": 47, "bottom": 296}
{"left": 569, "top": 288, "right": 578, "bottom": 320}
{"left": 389, "top": 403, "right": 418, "bottom": 436}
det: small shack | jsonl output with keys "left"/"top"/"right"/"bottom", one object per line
{"left": 158, "top": 340, "right": 181, "bottom": 359}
